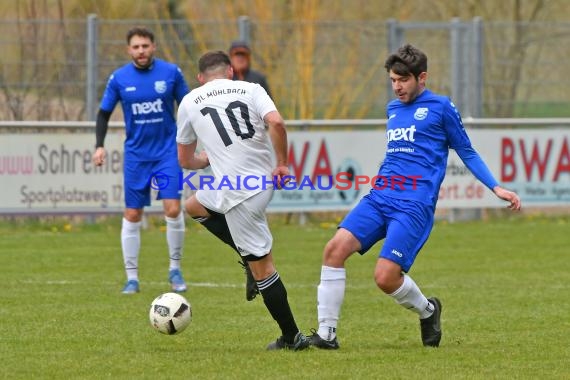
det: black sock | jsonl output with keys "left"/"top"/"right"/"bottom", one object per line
{"left": 194, "top": 212, "right": 238, "bottom": 253}
{"left": 258, "top": 271, "right": 299, "bottom": 343}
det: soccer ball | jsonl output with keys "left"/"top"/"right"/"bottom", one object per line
{"left": 149, "top": 292, "right": 192, "bottom": 335}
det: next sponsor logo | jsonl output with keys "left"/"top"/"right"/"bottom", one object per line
{"left": 131, "top": 98, "right": 164, "bottom": 115}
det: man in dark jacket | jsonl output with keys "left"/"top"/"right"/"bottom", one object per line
{"left": 229, "top": 40, "right": 272, "bottom": 98}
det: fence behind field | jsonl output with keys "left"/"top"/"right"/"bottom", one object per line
{"left": 2, "top": 17, "right": 570, "bottom": 122}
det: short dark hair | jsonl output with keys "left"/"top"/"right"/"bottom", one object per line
{"left": 126, "top": 27, "right": 154, "bottom": 44}
{"left": 198, "top": 51, "right": 231, "bottom": 73}
{"left": 384, "top": 44, "right": 427, "bottom": 79}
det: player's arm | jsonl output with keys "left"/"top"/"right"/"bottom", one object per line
{"left": 174, "top": 66, "right": 191, "bottom": 104}
{"left": 177, "top": 141, "right": 209, "bottom": 170}
{"left": 445, "top": 99, "right": 521, "bottom": 211}
{"left": 454, "top": 146, "right": 498, "bottom": 190}
{"left": 94, "top": 72, "right": 120, "bottom": 167}
{"left": 93, "top": 109, "right": 112, "bottom": 166}
{"left": 176, "top": 97, "right": 207, "bottom": 169}
{"left": 455, "top": 147, "right": 520, "bottom": 210}
{"left": 264, "top": 110, "right": 290, "bottom": 188}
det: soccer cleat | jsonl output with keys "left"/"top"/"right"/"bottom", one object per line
{"left": 239, "top": 260, "right": 260, "bottom": 301}
{"left": 266, "top": 331, "right": 311, "bottom": 351}
{"left": 121, "top": 279, "right": 140, "bottom": 294}
{"left": 309, "top": 328, "right": 340, "bottom": 350}
{"left": 420, "top": 297, "right": 442, "bottom": 347}
{"left": 168, "top": 269, "right": 187, "bottom": 293}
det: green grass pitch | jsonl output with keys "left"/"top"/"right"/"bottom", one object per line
{"left": 0, "top": 214, "right": 569, "bottom": 379}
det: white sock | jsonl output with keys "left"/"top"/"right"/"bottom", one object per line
{"left": 166, "top": 211, "right": 185, "bottom": 271}
{"left": 121, "top": 218, "right": 141, "bottom": 281}
{"left": 317, "top": 266, "right": 346, "bottom": 340}
{"left": 389, "top": 274, "right": 434, "bottom": 319}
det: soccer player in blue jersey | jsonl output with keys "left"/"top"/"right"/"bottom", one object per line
{"left": 92, "top": 27, "right": 190, "bottom": 294}
{"left": 310, "top": 44, "right": 521, "bottom": 349}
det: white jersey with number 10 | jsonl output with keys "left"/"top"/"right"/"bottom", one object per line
{"left": 176, "top": 78, "right": 277, "bottom": 211}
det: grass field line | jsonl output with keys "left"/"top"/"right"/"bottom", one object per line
{"left": 20, "top": 279, "right": 243, "bottom": 288}
{"left": 18, "top": 279, "right": 570, "bottom": 290}
{"left": 18, "top": 278, "right": 416, "bottom": 290}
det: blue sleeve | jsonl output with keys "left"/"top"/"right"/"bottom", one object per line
{"left": 442, "top": 98, "right": 471, "bottom": 149}
{"left": 442, "top": 98, "right": 498, "bottom": 190}
{"left": 99, "top": 74, "right": 120, "bottom": 112}
{"left": 174, "top": 67, "right": 190, "bottom": 104}
{"left": 455, "top": 145, "right": 499, "bottom": 191}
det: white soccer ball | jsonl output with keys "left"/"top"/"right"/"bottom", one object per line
{"left": 149, "top": 292, "right": 192, "bottom": 335}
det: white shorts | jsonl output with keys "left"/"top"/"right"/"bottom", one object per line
{"left": 196, "top": 189, "right": 274, "bottom": 258}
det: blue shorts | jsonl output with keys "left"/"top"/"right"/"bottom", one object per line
{"left": 124, "top": 156, "right": 182, "bottom": 209}
{"left": 339, "top": 191, "right": 434, "bottom": 272}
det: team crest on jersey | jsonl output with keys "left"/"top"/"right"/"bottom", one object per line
{"left": 414, "top": 107, "right": 428, "bottom": 120}
{"left": 154, "top": 81, "right": 167, "bottom": 94}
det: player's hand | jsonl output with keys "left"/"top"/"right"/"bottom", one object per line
{"left": 272, "top": 165, "right": 291, "bottom": 190}
{"left": 93, "top": 147, "right": 106, "bottom": 166}
{"left": 493, "top": 186, "right": 521, "bottom": 211}
{"left": 196, "top": 150, "right": 210, "bottom": 169}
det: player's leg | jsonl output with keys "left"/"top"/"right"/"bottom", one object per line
{"left": 162, "top": 198, "right": 187, "bottom": 292}
{"left": 377, "top": 198, "right": 442, "bottom": 347}
{"left": 248, "top": 254, "right": 309, "bottom": 351}
{"left": 194, "top": 208, "right": 260, "bottom": 301}
{"left": 162, "top": 198, "right": 184, "bottom": 264}
{"left": 121, "top": 207, "right": 144, "bottom": 293}
{"left": 155, "top": 160, "right": 187, "bottom": 292}
{"left": 185, "top": 193, "right": 236, "bottom": 248}
{"left": 186, "top": 190, "right": 259, "bottom": 301}
{"left": 311, "top": 194, "right": 386, "bottom": 349}
{"left": 309, "top": 228, "right": 357, "bottom": 349}
{"left": 121, "top": 161, "right": 152, "bottom": 294}
{"left": 226, "top": 191, "right": 309, "bottom": 351}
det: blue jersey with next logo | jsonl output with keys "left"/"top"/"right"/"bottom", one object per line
{"left": 100, "top": 58, "right": 190, "bottom": 161}
{"left": 377, "top": 89, "right": 496, "bottom": 206}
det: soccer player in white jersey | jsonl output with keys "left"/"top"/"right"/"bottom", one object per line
{"left": 309, "top": 44, "right": 521, "bottom": 349}
{"left": 176, "top": 50, "right": 310, "bottom": 351}
{"left": 93, "top": 27, "right": 190, "bottom": 294}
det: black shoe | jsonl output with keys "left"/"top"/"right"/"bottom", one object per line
{"left": 420, "top": 297, "right": 442, "bottom": 347}
{"left": 266, "top": 332, "right": 311, "bottom": 351}
{"left": 309, "top": 328, "right": 339, "bottom": 349}
{"left": 239, "top": 260, "right": 260, "bottom": 301}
